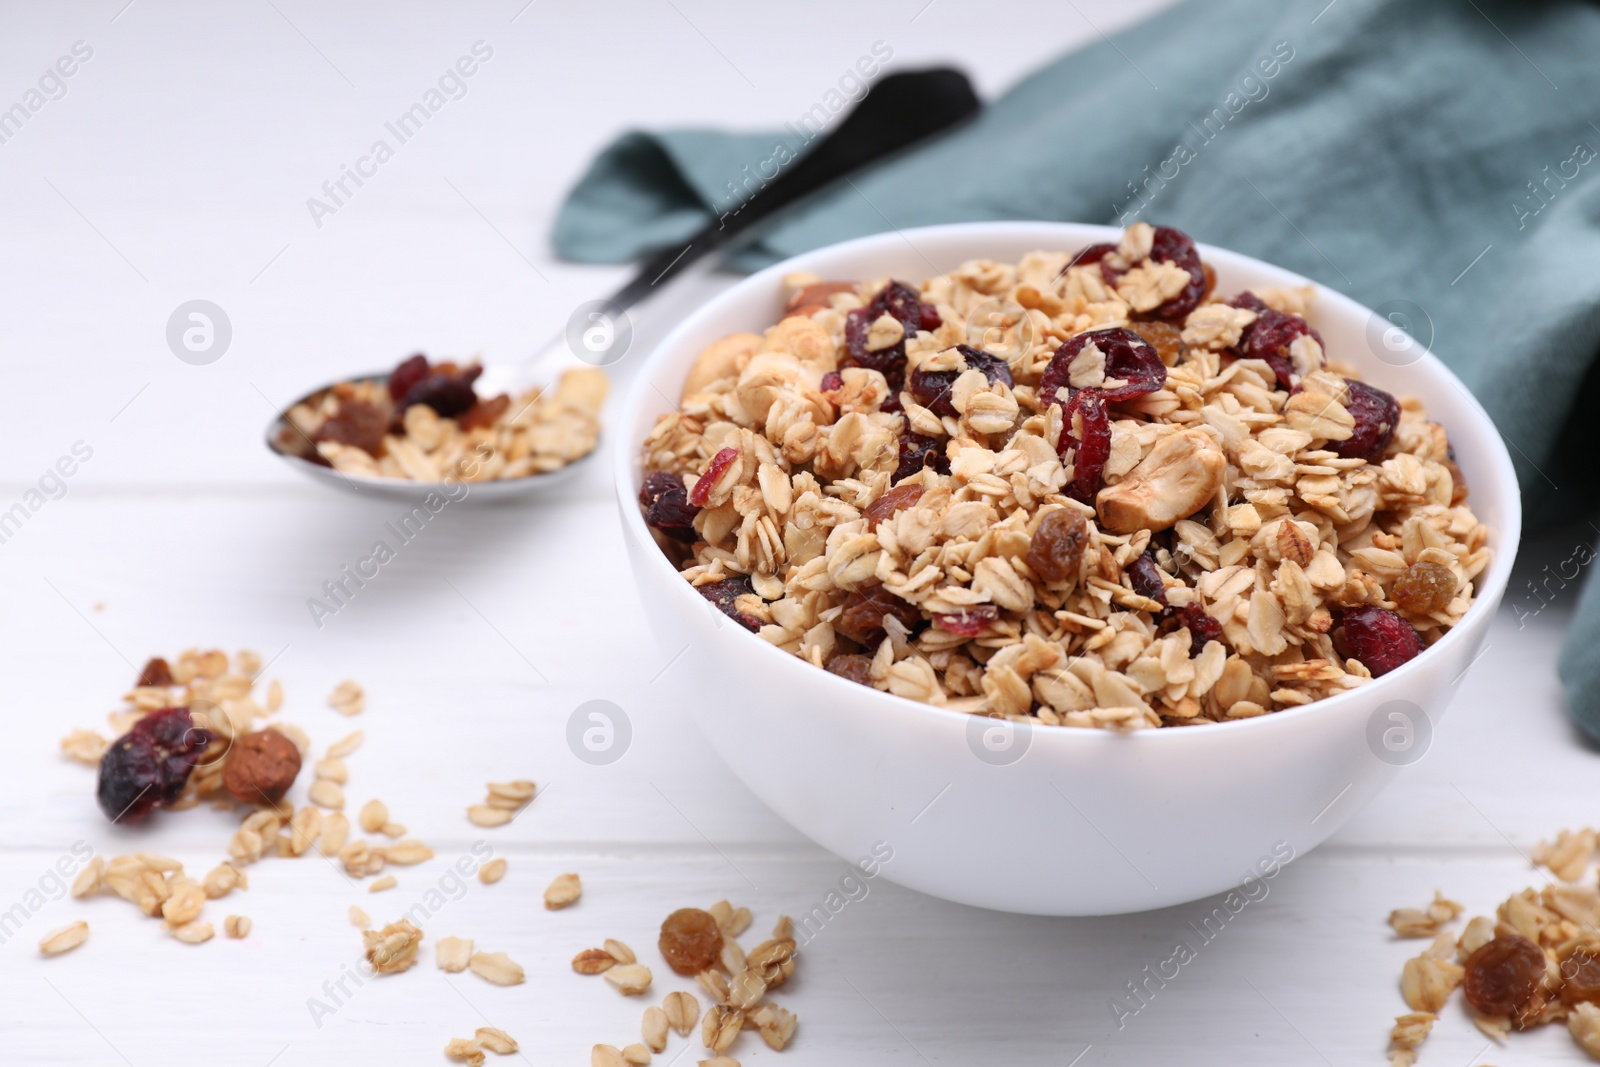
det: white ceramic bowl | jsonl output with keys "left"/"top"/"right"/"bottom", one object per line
{"left": 616, "top": 222, "right": 1521, "bottom": 916}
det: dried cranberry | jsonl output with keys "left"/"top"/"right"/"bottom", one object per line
{"left": 96, "top": 707, "right": 212, "bottom": 824}
{"left": 401, "top": 364, "right": 483, "bottom": 418}
{"left": 136, "top": 656, "right": 174, "bottom": 688}
{"left": 697, "top": 575, "right": 762, "bottom": 632}
{"left": 892, "top": 432, "right": 949, "bottom": 485}
{"left": 1169, "top": 603, "right": 1223, "bottom": 656}
{"left": 1039, "top": 328, "right": 1165, "bottom": 407}
{"left": 640, "top": 472, "right": 699, "bottom": 543}
{"left": 1463, "top": 934, "right": 1546, "bottom": 1017}
{"left": 825, "top": 654, "right": 876, "bottom": 687}
{"left": 907, "top": 345, "right": 1014, "bottom": 417}
{"left": 1231, "top": 294, "right": 1324, "bottom": 391}
{"left": 1340, "top": 605, "right": 1423, "bottom": 676}
{"left": 842, "top": 281, "right": 940, "bottom": 381}
{"left": 864, "top": 484, "right": 924, "bottom": 529}
{"left": 387, "top": 354, "right": 431, "bottom": 403}
{"left": 836, "top": 585, "right": 922, "bottom": 645}
{"left": 1025, "top": 508, "right": 1089, "bottom": 585}
{"left": 687, "top": 447, "right": 740, "bottom": 507}
{"left": 1142, "top": 225, "right": 1207, "bottom": 321}
{"left": 1331, "top": 379, "right": 1399, "bottom": 463}
{"left": 1058, "top": 391, "right": 1112, "bottom": 504}
{"left": 875, "top": 280, "right": 941, "bottom": 332}
{"left": 1126, "top": 549, "right": 1168, "bottom": 605}
{"left": 934, "top": 604, "right": 999, "bottom": 636}
{"left": 820, "top": 370, "right": 843, "bottom": 393}
{"left": 314, "top": 397, "right": 390, "bottom": 457}
{"left": 1061, "top": 242, "right": 1118, "bottom": 279}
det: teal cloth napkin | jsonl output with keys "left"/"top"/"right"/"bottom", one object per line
{"left": 554, "top": 0, "right": 1600, "bottom": 737}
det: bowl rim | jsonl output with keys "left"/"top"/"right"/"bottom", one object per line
{"left": 615, "top": 220, "right": 1523, "bottom": 743}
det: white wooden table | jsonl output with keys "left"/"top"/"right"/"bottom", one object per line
{"left": 0, "top": 2, "right": 1585, "bottom": 1063}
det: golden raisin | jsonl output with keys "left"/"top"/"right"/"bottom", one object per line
{"left": 1025, "top": 508, "right": 1089, "bottom": 585}
{"left": 863, "top": 484, "right": 923, "bottom": 530}
{"left": 1463, "top": 933, "right": 1545, "bottom": 1016}
{"left": 658, "top": 908, "right": 723, "bottom": 976}
{"left": 825, "top": 654, "right": 875, "bottom": 687}
{"left": 1129, "top": 320, "right": 1184, "bottom": 367}
{"left": 1561, "top": 947, "right": 1600, "bottom": 1006}
{"left": 1392, "top": 560, "right": 1457, "bottom": 616}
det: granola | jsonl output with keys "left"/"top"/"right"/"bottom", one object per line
{"left": 276, "top": 354, "right": 607, "bottom": 483}
{"left": 638, "top": 223, "right": 1489, "bottom": 728}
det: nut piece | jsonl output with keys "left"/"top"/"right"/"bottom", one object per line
{"left": 468, "top": 950, "right": 525, "bottom": 986}
{"left": 39, "top": 920, "right": 89, "bottom": 956}
{"left": 222, "top": 729, "right": 303, "bottom": 805}
{"left": 572, "top": 947, "right": 616, "bottom": 975}
{"left": 437, "top": 936, "right": 474, "bottom": 972}
{"left": 364, "top": 919, "right": 423, "bottom": 974}
{"left": 682, "top": 332, "right": 762, "bottom": 400}
{"left": 604, "top": 963, "right": 654, "bottom": 996}
{"left": 474, "top": 1027, "right": 518, "bottom": 1054}
{"left": 1096, "top": 428, "right": 1225, "bottom": 534}
{"left": 544, "top": 872, "right": 582, "bottom": 910}
{"left": 663, "top": 991, "right": 701, "bottom": 1036}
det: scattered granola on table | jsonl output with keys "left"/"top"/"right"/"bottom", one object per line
{"left": 638, "top": 222, "right": 1490, "bottom": 728}
{"left": 1385, "top": 828, "right": 1600, "bottom": 1063}
{"left": 276, "top": 353, "right": 608, "bottom": 482}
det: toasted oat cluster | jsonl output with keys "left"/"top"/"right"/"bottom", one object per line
{"left": 638, "top": 223, "right": 1490, "bottom": 728}
{"left": 278, "top": 354, "right": 607, "bottom": 482}
{"left": 1385, "top": 829, "right": 1600, "bottom": 1064}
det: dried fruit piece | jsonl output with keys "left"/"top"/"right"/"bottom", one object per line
{"left": 659, "top": 907, "right": 723, "bottom": 976}
{"left": 1062, "top": 242, "right": 1118, "bottom": 277}
{"left": 1039, "top": 328, "right": 1165, "bottom": 406}
{"left": 891, "top": 431, "right": 949, "bottom": 485}
{"left": 835, "top": 585, "right": 922, "bottom": 645}
{"left": 907, "top": 344, "right": 1014, "bottom": 417}
{"left": 1057, "top": 391, "right": 1111, "bottom": 504}
{"left": 824, "top": 654, "right": 875, "bottom": 686}
{"left": 136, "top": 657, "right": 174, "bottom": 688}
{"left": 933, "top": 605, "right": 999, "bottom": 636}
{"left": 687, "top": 447, "right": 740, "bottom": 507}
{"left": 1562, "top": 947, "right": 1600, "bottom": 1006}
{"left": 399, "top": 363, "right": 482, "bottom": 419}
{"left": 1393, "top": 560, "right": 1458, "bottom": 616}
{"left": 1168, "top": 603, "right": 1224, "bottom": 657}
{"left": 1128, "top": 320, "right": 1184, "bottom": 366}
{"left": 1142, "top": 225, "right": 1208, "bottom": 321}
{"left": 640, "top": 471, "right": 699, "bottom": 543}
{"left": 1230, "top": 292, "right": 1324, "bottom": 391}
{"left": 863, "top": 484, "right": 923, "bottom": 530}
{"left": 1025, "top": 508, "right": 1089, "bottom": 585}
{"left": 96, "top": 706, "right": 212, "bottom": 824}
{"left": 1125, "top": 550, "right": 1168, "bottom": 605}
{"left": 1341, "top": 605, "right": 1424, "bottom": 677}
{"left": 696, "top": 575, "right": 763, "bottom": 633}
{"left": 1463, "top": 934, "right": 1545, "bottom": 1016}
{"left": 222, "top": 729, "right": 303, "bottom": 805}
{"left": 387, "top": 354, "right": 431, "bottom": 403}
{"left": 1332, "top": 379, "right": 1400, "bottom": 463}
{"left": 314, "top": 397, "right": 390, "bottom": 457}
{"left": 458, "top": 394, "right": 511, "bottom": 432}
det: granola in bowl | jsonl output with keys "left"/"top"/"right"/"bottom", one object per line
{"left": 273, "top": 353, "right": 607, "bottom": 483}
{"left": 636, "top": 223, "right": 1491, "bottom": 730}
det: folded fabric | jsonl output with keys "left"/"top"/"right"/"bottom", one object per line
{"left": 554, "top": 0, "right": 1600, "bottom": 737}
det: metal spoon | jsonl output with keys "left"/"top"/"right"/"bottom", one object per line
{"left": 266, "top": 68, "right": 981, "bottom": 500}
